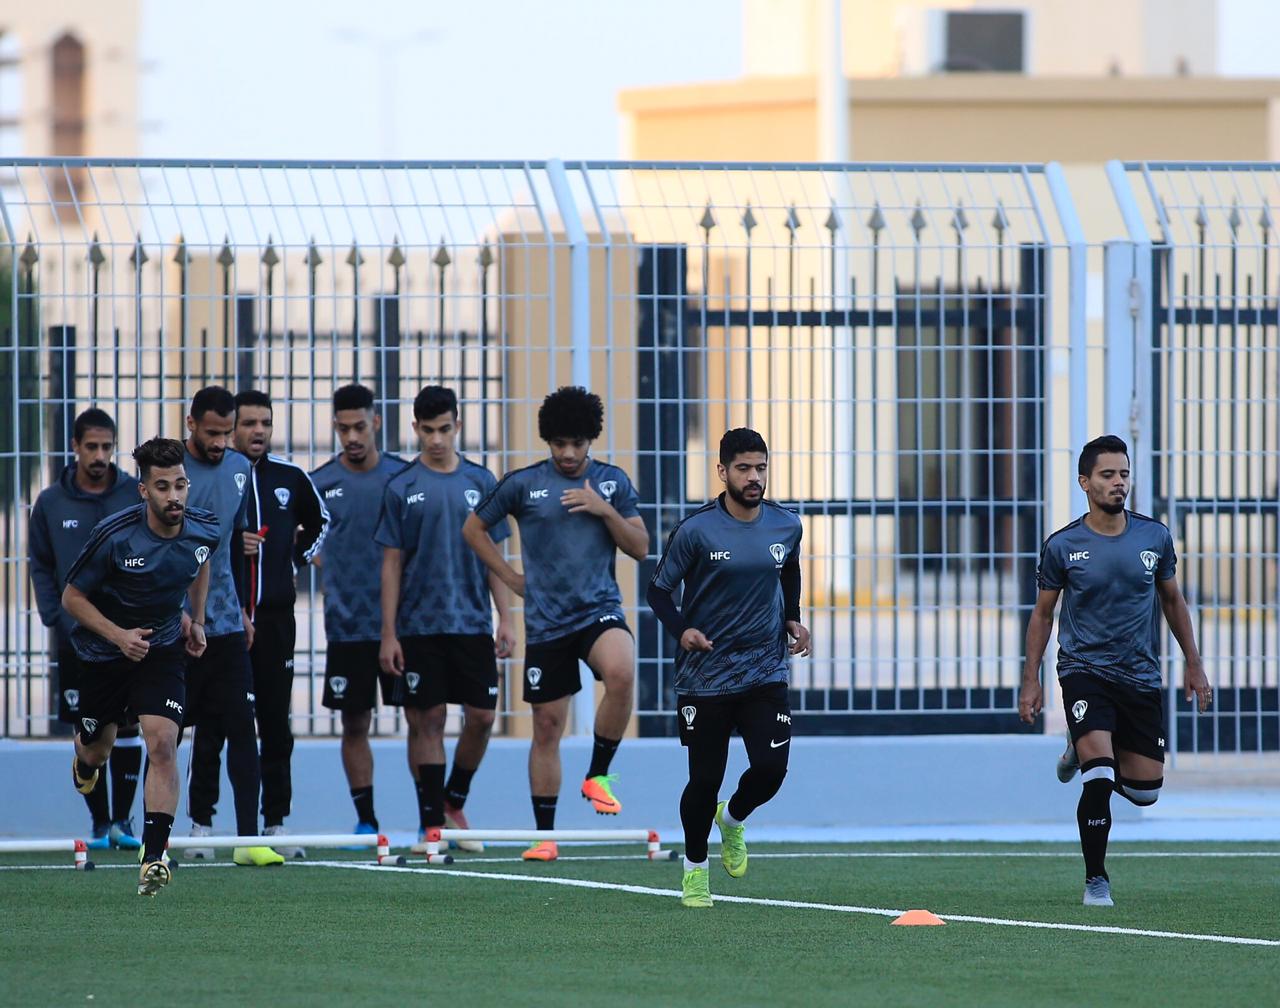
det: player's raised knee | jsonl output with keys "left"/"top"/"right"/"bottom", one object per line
{"left": 1116, "top": 777, "right": 1162, "bottom": 806}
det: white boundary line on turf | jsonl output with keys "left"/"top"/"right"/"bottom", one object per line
{"left": 296, "top": 860, "right": 1280, "bottom": 948}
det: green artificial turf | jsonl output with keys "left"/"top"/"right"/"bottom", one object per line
{"left": 1, "top": 842, "right": 1275, "bottom": 1007}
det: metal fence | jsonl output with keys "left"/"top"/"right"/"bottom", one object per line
{"left": 0, "top": 157, "right": 1274, "bottom": 753}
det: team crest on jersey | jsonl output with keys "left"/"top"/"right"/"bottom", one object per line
{"left": 464, "top": 488, "right": 481, "bottom": 509}
{"left": 1139, "top": 550, "right": 1159, "bottom": 573}
{"left": 527, "top": 666, "right": 542, "bottom": 688}
{"left": 681, "top": 704, "right": 696, "bottom": 728}
{"left": 406, "top": 672, "right": 420, "bottom": 692}
{"left": 330, "top": 676, "right": 348, "bottom": 698}
{"left": 64, "top": 689, "right": 79, "bottom": 710}
{"left": 81, "top": 717, "right": 98, "bottom": 736}
{"left": 598, "top": 480, "right": 617, "bottom": 500}
{"left": 769, "top": 543, "right": 787, "bottom": 565}
{"left": 234, "top": 472, "right": 247, "bottom": 493}
{"left": 194, "top": 546, "right": 210, "bottom": 565}
{"left": 1071, "top": 700, "right": 1088, "bottom": 723}
{"left": 275, "top": 487, "right": 291, "bottom": 508}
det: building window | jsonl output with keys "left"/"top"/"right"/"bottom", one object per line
{"left": 51, "top": 31, "right": 85, "bottom": 216}
{"left": 939, "top": 11, "right": 1025, "bottom": 73}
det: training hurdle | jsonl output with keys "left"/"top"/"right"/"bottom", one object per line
{"left": 415, "top": 828, "right": 676, "bottom": 863}
{"left": 0, "top": 834, "right": 403, "bottom": 868}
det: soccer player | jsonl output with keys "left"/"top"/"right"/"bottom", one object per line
{"left": 188, "top": 389, "right": 329, "bottom": 858}
{"left": 1019, "top": 434, "right": 1212, "bottom": 907}
{"left": 376, "top": 386, "right": 514, "bottom": 852}
{"left": 463, "top": 386, "right": 648, "bottom": 862}
{"left": 310, "top": 384, "right": 407, "bottom": 835}
{"left": 181, "top": 386, "right": 282, "bottom": 867}
{"left": 29, "top": 408, "right": 145, "bottom": 849}
{"left": 65, "top": 437, "right": 219, "bottom": 896}
{"left": 646, "top": 428, "right": 809, "bottom": 908}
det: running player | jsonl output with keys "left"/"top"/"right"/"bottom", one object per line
{"left": 646, "top": 428, "right": 809, "bottom": 908}
{"left": 181, "top": 386, "right": 281, "bottom": 866}
{"left": 1019, "top": 434, "right": 1211, "bottom": 907}
{"left": 463, "top": 386, "right": 648, "bottom": 862}
{"left": 188, "top": 389, "right": 329, "bottom": 858}
{"left": 29, "top": 408, "right": 144, "bottom": 849}
{"left": 376, "top": 386, "right": 513, "bottom": 853}
{"left": 65, "top": 437, "right": 219, "bottom": 896}
{"left": 310, "top": 384, "right": 406, "bottom": 836}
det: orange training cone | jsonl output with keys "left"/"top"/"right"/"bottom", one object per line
{"left": 891, "top": 910, "right": 946, "bottom": 926}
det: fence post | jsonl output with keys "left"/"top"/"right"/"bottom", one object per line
{"left": 545, "top": 158, "right": 596, "bottom": 738}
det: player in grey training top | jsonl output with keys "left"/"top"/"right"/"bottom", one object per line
{"left": 64, "top": 437, "right": 216, "bottom": 896}
{"left": 309, "top": 383, "right": 407, "bottom": 834}
{"left": 464, "top": 387, "right": 649, "bottom": 861}
{"left": 647, "top": 428, "right": 810, "bottom": 909}
{"left": 376, "top": 385, "right": 513, "bottom": 851}
{"left": 1019, "top": 434, "right": 1210, "bottom": 908}
{"left": 181, "top": 386, "right": 281, "bottom": 867}
{"left": 28, "top": 407, "right": 146, "bottom": 849}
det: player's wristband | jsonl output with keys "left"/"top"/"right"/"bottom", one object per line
{"left": 190, "top": 620, "right": 205, "bottom": 627}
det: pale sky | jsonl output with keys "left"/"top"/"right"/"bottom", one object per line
{"left": 140, "top": 0, "right": 1280, "bottom": 161}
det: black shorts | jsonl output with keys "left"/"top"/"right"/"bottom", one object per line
{"left": 676, "top": 681, "right": 792, "bottom": 749}
{"left": 1060, "top": 671, "right": 1166, "bottom": 762}
{"left": 400, "top": 634, "right": 499, "bottom": 710}
{"left": 184, "top": 632, "right": 256, "bottom": 729}
{"left": 323, "top": 640, "right": 399, "bottom": 712}
{"left": 78, "top": 642, "right": 187, "bottom": 742}
{"left": 523, "top": 612, "right": 632, "bottom": 704}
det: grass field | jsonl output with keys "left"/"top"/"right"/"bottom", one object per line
{"left": 2, "top": 841, "right": 1276, "bottom": 1007}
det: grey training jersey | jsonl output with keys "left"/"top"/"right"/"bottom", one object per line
{"left": 473, "top": 458, "right": 641, "bottom": 644}
{"left": 66, "top": 503, "right": 220, "bottom": 662}
{"left": 1037, "top": 511, "right": 1176, "bottom": 691}
{"left": 183, "top": 446, "right": 251, "bottom": 638}
{"left": 651, "top": 497, "right": 803, "bottom": 696}
{"left": 374, "top": 457, "right": 510, "bottom": 637}
{"left": 310, "top": 453, "right": 407, "bottom": 642}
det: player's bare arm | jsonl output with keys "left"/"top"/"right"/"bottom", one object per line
{"left": 185, "top": 561, "right": 210, "bottom": 658}
{"left": 1156, "top": 576, "right": 1212, "bottom": 712}
{"left": 462, "top": 511, "right": 525, "bottom": 597}
{"left": 379, "top": 546, "right": 405, "bottom": 675}
{"left": 62, "top": 583, "right": 152, "bottom": 662}
{"left": 1018, "top": 587, "right": 1061, "bottom": 724}
{"left": 488, "top": 569, "right": 515, "bottom": 658}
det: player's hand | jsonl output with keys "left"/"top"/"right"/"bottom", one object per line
{"left": 561, "top": 479, "right": 609, "bottom": 517}
{"left": 241, "top": 609, "right": 255, "bottom": 651}
{"left": 116, "top": 627, "right": 153, "bottom": 663}
{"left": 494, "top": 619, "right": 515, "bottom": 659}
{"left": 680, "top": 628, "right": 713, "bottom": 652}
{"left": 379, "top": 636, "right": 405, "bottom": 676}
{"left": 785, "top": 620, "right": 811, "bottom": 657}
{"left": 1184, "top": 659, "right": 1213, "bottom": 712}
{"left": 243, "top": 530, "right": 265, "bottom": 556}
{"left": 185, "top": 622, "right": 207, "bottom": 658}
{"left": 1018, "top": 677, "right": 1043, "bottom": 724}
{"left": 504, "top": 571, "right": 526, "bottom": 597}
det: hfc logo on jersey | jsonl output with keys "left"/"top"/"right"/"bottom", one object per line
{"left": 598, "top": 480, "right": 617, "bottom": 500}
{"left": 62, "top": 518, "right": 79, "bottom": 529}
{"left": 194, "top": 546, "right": 210, "bottom": 565}
{"left": 406, "top": 492, "right": 425, "bottom": 505}
{"left": 124, "top": 556, "right": 145, "bottom": 568}
{"left": 325, "top": 488, "right": 343, "bottom": 500}
{"left": 529, "top": 489, "right": 549, "bottom": 500}
{"left": 234, "top": 472, "right": 247, "bottom": 493}
{"left": 275, "top": 487, "right": 291, "bottom": 508}
{"left": 769, "top": 543, "right": 787, "bottom": 565}
{"left": 1140, "top": 550, "right": 1159, "bottom": 573}
{"left": 464, "top": 489, "right": 481, "bottom": 509}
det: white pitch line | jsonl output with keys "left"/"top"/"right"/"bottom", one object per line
{"left": 298, "top": 860, "right": 1280, "bottom": 948}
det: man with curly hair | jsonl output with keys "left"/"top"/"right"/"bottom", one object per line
{"left": 464, "top": 387, "right": 648, "bottom": 861}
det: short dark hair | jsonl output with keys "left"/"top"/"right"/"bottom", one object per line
{"left": 73, "top": 408, "right": 116, "bottom": 442}
{"left": 133, "top": 437, "right": 186, "bottom": 479}
{"left": 235, "top": 389, "right": 272, "bottom": 413}
{"left": 333, "top": 384, "right": 374, "bottom": 413}
{"left": 414, "top": 385, "right": 458, "bottom": 421}
{"left": 190, "top": 385, "right": 235, "bottom": 422}
{"left": 538, "top": 386, "right": 603, "bottom": 442}
{"left": 1078, "top": 434, "right": 1129, "bottom": 478}
{"left": 719, "top": 428, "right": 768, "bottom": 465}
